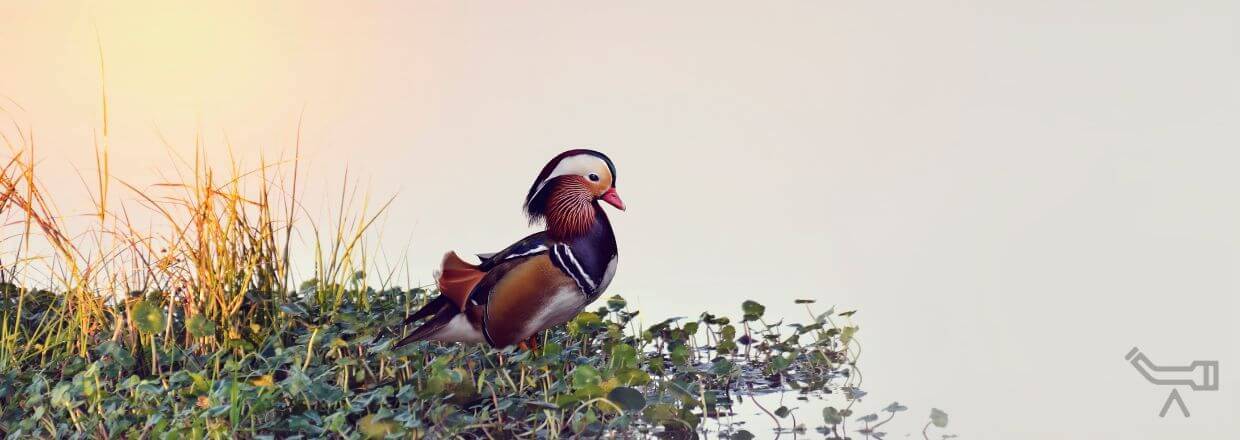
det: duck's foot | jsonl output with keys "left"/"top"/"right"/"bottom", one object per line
{"left": 516, "top": 335, "right": 540, "bottom": 351}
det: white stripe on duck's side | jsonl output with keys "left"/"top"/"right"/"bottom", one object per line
{"left": 478, "top": 244, "right": 547, "bottom": 264}
{"left": 509, "top": 245, "right": 547, "bottom": 259}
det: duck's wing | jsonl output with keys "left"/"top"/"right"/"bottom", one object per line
{"left": 426, "top": 232, "right": 550, "bottom": 313}
{"left": 394, "top": 295, "right": 455, "bottom": 346}
{"left": 473, "top": 253, "right": 582, "bottom": 348}
{"left": 475, "top": 232, "right": 549, "bottom": 270}
{"left": 396, "top": 233, "right": 551, "bottom": 347}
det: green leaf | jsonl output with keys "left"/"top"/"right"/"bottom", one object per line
{"left": 642, "top": 403, "right": 677, "bottom": 424}
{"left": 606, "top": 295, "right": 627, "bottom": 311}
{"left": 568, "top": 312, "right": 603, "bottom": 334}
{"left": 930, "top": 408, "right": 949, "bottom": 428}
{"left": 571, "top": 365, "right": 602, "bottom": 390}
{"left": 186, "top": 315, "right": 216, "bottom": 338}
{"left": 607, "top": 387, "right": 646, "bottom": 412}
{"left": 50, "top": 382, "right": 75, "bottom": 409}
{"left": 614, "top": 367, "right": 651, "bottom": 386}
{"left": 132, "top": 300, "right": 165, "bottom": 334}
{"left": 741, "top": 300, "right": 765, "bottom": 321}
{"left": 682, "top": 321, "right": 699, "bottom": 335}
{"left": 884, "top": 401, "right": 908, "bottom": 413}
{"left": 540, "top": 341, "right": 564, "bottom": 358}
{"left": 670, "top": 345, "right": 690, "bottom": 366}
{"left": 280, "top": 303, "right": 307, "bottom": 318}
{"left": 769, "top": 354, "right": 793, "bottom": 372}
{"left": 358, "top": 414, "right": 401, "bottom": 439}
{"left": 823, "top": 406, "right": 843, "bottom": 424}
{"left": 840, "top": 326, "right": 858, "bottom": 345}
{"left": 609, "top": 343, "right": 638, "bottom": 370}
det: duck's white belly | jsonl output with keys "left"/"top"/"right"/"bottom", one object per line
{"left": 522, "top": 286, "right": 587, "bottom": 339}
{"left": 435, "top": 314, "right": 486, "bottom": 344}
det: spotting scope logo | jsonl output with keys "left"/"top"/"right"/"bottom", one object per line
{"left": 1125, "top": 347, "right": 1219, "bottom": 417}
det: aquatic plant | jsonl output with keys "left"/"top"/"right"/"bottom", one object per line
{"left": 0, "top": 116, "right": 951, "bottom": 438}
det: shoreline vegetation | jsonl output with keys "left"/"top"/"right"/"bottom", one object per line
{"left": 0, "top": 119, "right": 949, "bottom": 438}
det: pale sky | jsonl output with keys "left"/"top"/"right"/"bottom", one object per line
{"left": 2, "top": 1, "right": 1238, "bottom": 438}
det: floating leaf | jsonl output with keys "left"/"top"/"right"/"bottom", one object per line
{"left": 607, "top": 387, "right": 646, "bottom": 412}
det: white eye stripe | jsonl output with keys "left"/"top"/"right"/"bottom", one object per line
{"left": 533, "top": 155, "right": 608, "bottom": 197}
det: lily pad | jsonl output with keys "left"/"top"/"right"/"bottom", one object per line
{"left": 607, "top": 387, "right": 646, "bottom": 412}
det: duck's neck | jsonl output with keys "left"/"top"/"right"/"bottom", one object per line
{"left": 545, "top": 182, "right": 606, "bottom": 242}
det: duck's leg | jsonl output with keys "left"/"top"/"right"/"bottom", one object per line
{"left": 516, "top": 335, "right": 539, "bottom": 351}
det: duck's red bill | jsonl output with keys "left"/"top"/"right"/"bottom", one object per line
{"left": 601, "top": 188, "right": 626, "bottom": 211}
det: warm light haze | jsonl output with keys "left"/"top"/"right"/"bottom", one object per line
{"left": 2, "top": 1, "right": 1237, "bottom": 438}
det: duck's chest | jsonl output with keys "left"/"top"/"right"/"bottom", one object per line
{"left": 549, "top": 242, "right": 618, "bottom": 302}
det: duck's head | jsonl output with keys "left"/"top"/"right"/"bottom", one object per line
{"left": 524, "top": 149, "right": 624, "bottom": 237}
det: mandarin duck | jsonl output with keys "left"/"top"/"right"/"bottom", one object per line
{"left": 396, "top": 149, "right": 624, "bottom": 349}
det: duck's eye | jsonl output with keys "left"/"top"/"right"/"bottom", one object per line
{"left": 587, "top": 173, "right": 600, "bottom": 182}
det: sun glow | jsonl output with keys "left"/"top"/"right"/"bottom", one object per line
{"left": 0, "top": 1, "right": 398, "bottom": 197}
